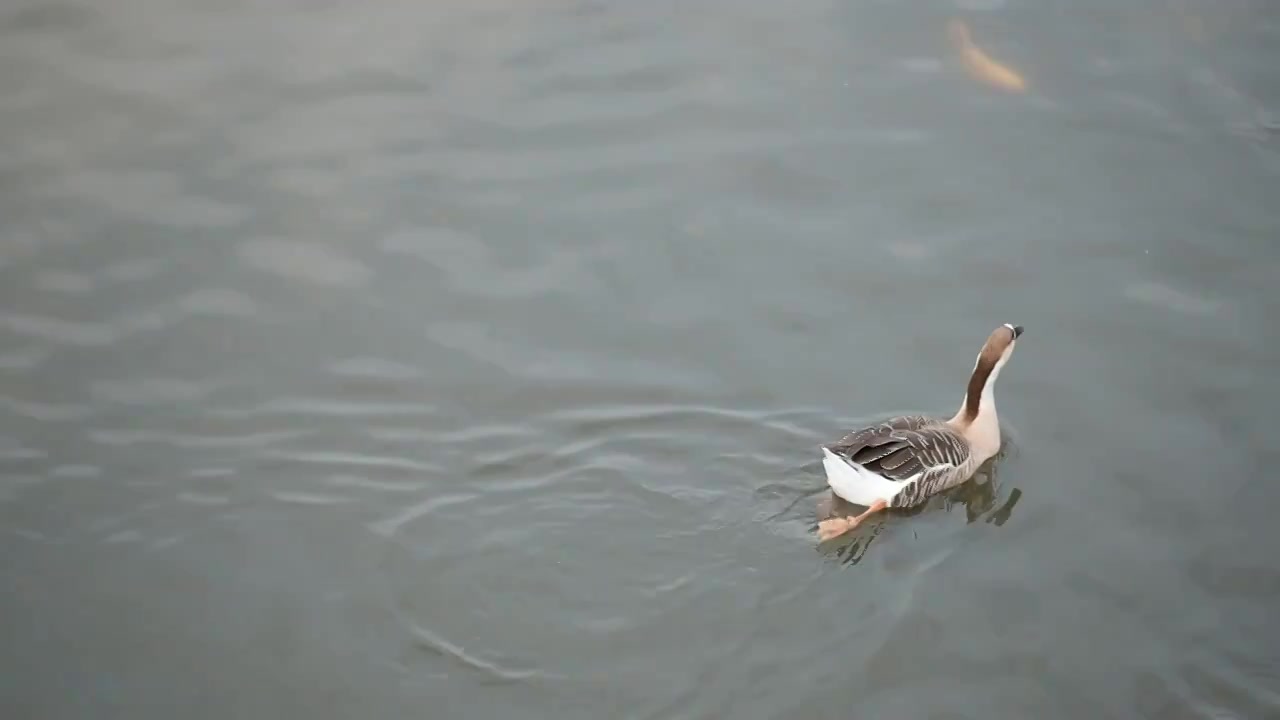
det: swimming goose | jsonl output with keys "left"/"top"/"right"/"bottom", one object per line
{"left": 816, "top": 323, "right": 1023, "bottom": 541}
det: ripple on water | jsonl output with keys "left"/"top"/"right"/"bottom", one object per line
{"left": 189, "top": 467, "right": 236, "bottom": 479}
{"left": 401, "top": 618, "right": 550, "bottom": 685}
{"left": 179, "top": 288, "right": 261, "bottom": 317}
{"left": 0, "top": 347, "right": 49, "bottom": 371}
{"left": 885, "top": 240, "right": 935, "bottom": 261}
{"left": 0, "top": 475, "right": 43, "bottom": 502}
{"left": 326, "top": 357, "right": 423, "bottom": 381}
{"left": 325, "top": 475, "right": 426, "bottom": 493}
{"left": 52, "top": 169, "right": 248, "bottom": 228}
{"left": 366, "top": 399, "right": 844, "bottom": 690}
{"left": 90, "top": 378, "right": 223, "bottom": 405}
{"left": 88, "top": 428, "right": 307, "bottom": 449}
{"left": 0, "top": 396, "right": 95, "bottom": 422}
{"left": 1185, "top": 552, "right": 1280, "bottom": 605}
{"left": 541, "top": 403, "right": 823, "bottom": 441}
{"left": 954, "top": 0, "right": 1007, "bottom": 10}
{"left": 900, "top": 57, "right": 944, "bottom": 74}
{"left": 34, "top": 270, "right": 95, "bottom": 295}
{"left": 49, "top": 464, "right": 102, "bottom": 479}
{"left": 1125, "top": 281, "right": 1223, "bottom": 317}
{"left": 381, "top": 227, "right": 589, "bottom": 300}
{"left": 112, "top": 305, "right": 186, "bottom": 336}
{"left": 1, "top": 313, "right": 117, "bottom": 346}
{"left": 99, "top": 257, "right": 168, "bottom": 284}
{"left": 268, "top": 491, "right": 352, "bottom": 506}
{"left": 148, "top": 535, "right": 186, "bottom": 552}
{"left": 237, "top": 237, "right": 371, "bottom": 288}
{"left": 103, "top": 529, "right": 144, "bottom": 544}
{"left": 376, "top": 469, "right": 748, "bottom": 690}
{"left": 369, "top": 492, "right": 477, "bottom": 538}
{"left": 176, "top": 492, "right": 231, "bottom": 506}
{"left": 212, "top": 397, "right": 436, "bottom": 420}
{"left": 261, "top": 449, "right": 443, "bottom": 475}
{"left": 0, "top": 446, "right": 46, "bottom": 461}
{"left": 1180, "top": 658, "right": 1280, "bottom": 718}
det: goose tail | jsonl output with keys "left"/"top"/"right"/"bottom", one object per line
{"left": 821, "top": 447, "right": 905, "bottom": 507}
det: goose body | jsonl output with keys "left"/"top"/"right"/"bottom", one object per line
{"left": 817, "top": 324, "right": 1023, "bottom": 540}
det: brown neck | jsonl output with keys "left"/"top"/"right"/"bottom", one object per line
{"left": 960, "top": 357, "right": 996, "bottom": 424}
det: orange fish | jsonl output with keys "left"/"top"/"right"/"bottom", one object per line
{"left": 948, "top": 19, "right": 1027, "bottom": 93}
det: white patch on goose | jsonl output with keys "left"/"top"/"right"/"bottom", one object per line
{"left": 822, "top": 447, "right": 911, "bottom": 507}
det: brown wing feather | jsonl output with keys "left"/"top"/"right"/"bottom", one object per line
{"left": 825, "top": 417, "right": 972, "bottom": 496}
{"left": 829, "top": 414, "right": 932, "bottom": 450}
{"left": 885, "top": 428, "right": 975, "bottom": 508}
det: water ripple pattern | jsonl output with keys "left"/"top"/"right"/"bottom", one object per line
{"left": 1, "top": 1, "right": 1279, "bottom": 719}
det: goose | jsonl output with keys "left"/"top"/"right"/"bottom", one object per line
{"left": 816, "top": 323, "right": 1023, "bottom": 541}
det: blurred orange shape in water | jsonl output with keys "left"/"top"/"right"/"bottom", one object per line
{"left": 948, "top": 18, "right": 1027, "bottom": 93}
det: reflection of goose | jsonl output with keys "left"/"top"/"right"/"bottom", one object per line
{"left": 817, "top": 324, "right": 1024, "bottom": 541}
{"left": 817, "top": 480, "right": 1024, "bottom": 566}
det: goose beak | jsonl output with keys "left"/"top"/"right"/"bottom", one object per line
{"left": 1004, "top": 323, "right": 1024, "bottom": 339}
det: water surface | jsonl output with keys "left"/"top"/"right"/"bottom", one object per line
{"left": 3, "top": 1, "right": 1280, "bottom": 718}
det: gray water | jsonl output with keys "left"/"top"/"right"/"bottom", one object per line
{"left": 3, "top": 1, "right": 1279, "bottom": 718}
